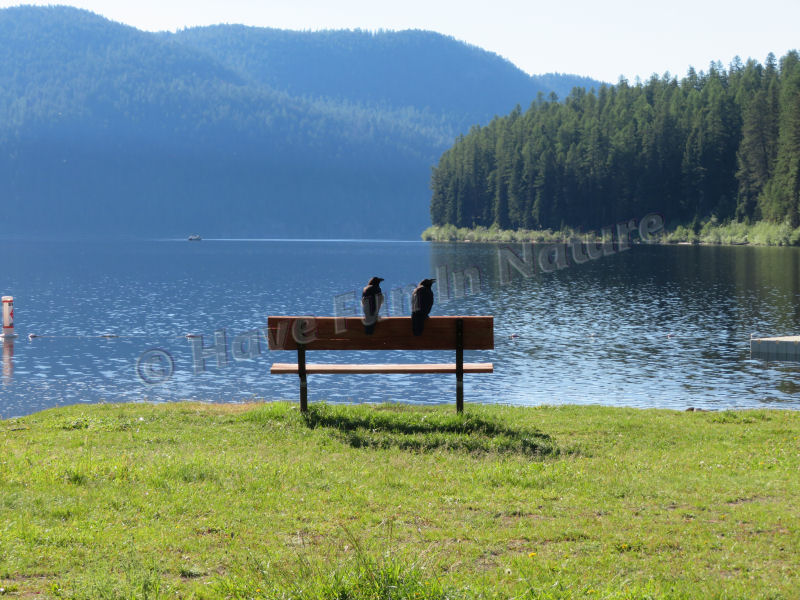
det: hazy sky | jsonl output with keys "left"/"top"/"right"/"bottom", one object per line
{"left": 2, "top": 0, "right": 798, "bottom": 82}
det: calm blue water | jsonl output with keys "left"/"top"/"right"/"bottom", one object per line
{"left": 1, "top": 238, "right": 799, "bottom": 418}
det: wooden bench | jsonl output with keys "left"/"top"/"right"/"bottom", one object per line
{"left": 267, "top": 316, "right": 493, "bottom": 413}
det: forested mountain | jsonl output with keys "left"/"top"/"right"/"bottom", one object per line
{"left": 169, "top": 26, "right": 597, "bottom": 133}
{"left": 0, "top": 6, "right": 598, "bottom": 238}
{"left": 430, "top": 53, "right": 800, "bottom": 233}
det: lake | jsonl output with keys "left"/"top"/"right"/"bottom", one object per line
{"left": 1, "top": 238, "right": 799, "bottom": 418}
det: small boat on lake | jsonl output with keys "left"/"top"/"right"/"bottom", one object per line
{"left": 187, "top": 234, "right": 202, "bottom": 241}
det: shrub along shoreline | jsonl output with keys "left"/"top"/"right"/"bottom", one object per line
{"left": 1, "top": 401, "right": 799, "bottom": 599}
{"left": 422, "top": 219, "right": 800, "bottom": 246}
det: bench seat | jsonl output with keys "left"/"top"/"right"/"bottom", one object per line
{"left": 271, "top": 362, "right": 494, "bottom": 375}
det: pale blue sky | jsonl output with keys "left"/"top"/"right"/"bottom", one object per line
{"left": 1, "top": 0, "right": 797, "bottom": 82}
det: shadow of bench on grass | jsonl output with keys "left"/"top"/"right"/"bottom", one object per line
{"left": 301, "top": 404, "right": 561, "bottom": 457}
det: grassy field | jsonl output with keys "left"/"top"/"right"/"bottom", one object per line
{"left": 1, "top": 401, "right": 799, "bottom": 599}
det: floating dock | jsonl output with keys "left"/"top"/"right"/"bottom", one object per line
{"left": 751, "top": 336, "right": 800, "bottom": 362}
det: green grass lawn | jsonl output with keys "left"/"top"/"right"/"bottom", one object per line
{"left": 1, "top": 402, "right": 799, "bottom": 599}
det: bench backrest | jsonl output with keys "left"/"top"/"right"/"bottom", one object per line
{"left": 267, "top": 316, "right": 493, "bottom": 351}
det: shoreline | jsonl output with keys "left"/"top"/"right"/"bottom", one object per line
{"left": 421, "top": 219, "right": 800, "bottom": 247}
{"left": 3, "top": 398, "right": 789, "bottom": 423}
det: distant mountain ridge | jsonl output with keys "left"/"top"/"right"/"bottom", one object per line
{"left": 0, "top": 5, "right": 602, "bottom": 238}
{"left": 168, "top": 26, "right": 598, "bottom": 132}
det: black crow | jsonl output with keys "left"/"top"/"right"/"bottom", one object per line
{"left": 361, "top": 276, "right": 384, "bottom": 334}
{"left": 411, "top": 278, "right": 435, "bottom": 336}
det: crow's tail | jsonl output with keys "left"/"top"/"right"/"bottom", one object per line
{"left": 411, "top": 313, "right": 426, "bottom": 336}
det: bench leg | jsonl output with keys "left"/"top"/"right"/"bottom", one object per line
{"left": 456, "top": 371, "right": 463, "bottom": 413}
{"left": 298, "top": 345, "right": 308, "bottom": 412}
{"left": 300, "top": 376, "right": 308, "bottom": 412}
{"left": 456, "top": 318, "right": 464, "bottom": 413}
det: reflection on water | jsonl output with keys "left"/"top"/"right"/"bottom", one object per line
{"left": 2, "top": 340, "right": 12, "bottom": 385}
{"left": 0, "top": 239, "right": 799, "bottom": 418}
{"left": 428, "top": 242, "right": 800, "bottom": 409}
